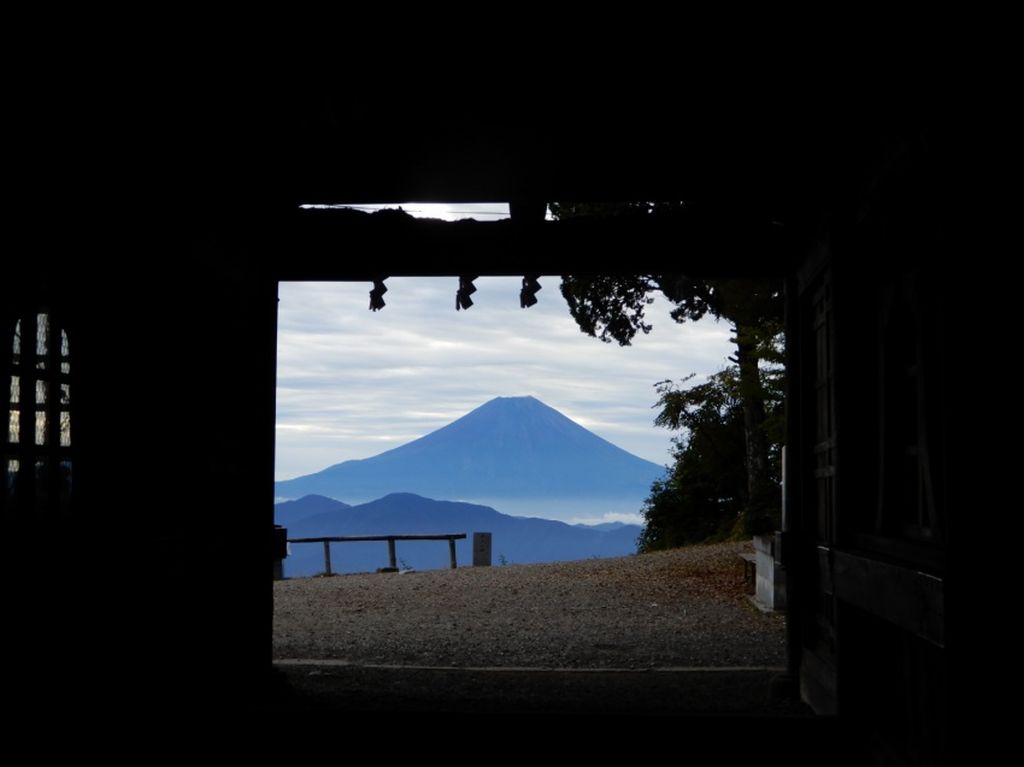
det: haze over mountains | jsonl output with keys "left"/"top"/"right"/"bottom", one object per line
{"left": 277, "top": 493, "right": 643, "bottom": 577}
{"left": 275, "top": 396, "right": 665, "bottom": 522}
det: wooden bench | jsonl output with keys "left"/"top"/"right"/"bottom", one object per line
{"left": 288, "top": 534, "right": 467, "bottom": 576}
{"left": 739, "top": 552, "right": 756, "bottom": 592}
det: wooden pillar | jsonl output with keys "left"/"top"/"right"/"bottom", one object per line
{"left": 387, "top": 538, "right": 397, "bottom": 569}
{"left": 322, "top": 541, "right": 332, "bottom": 576}
{"left": 783, "top": 273, "right": 802, "bottom": 691}
{"left": 448, "top": 538, "right": 457, "bottom": 569}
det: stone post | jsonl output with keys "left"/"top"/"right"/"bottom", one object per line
{"left": 472, "top": 532, "right": 492, "bottom": 566}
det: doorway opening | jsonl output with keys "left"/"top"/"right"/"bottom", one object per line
{"left": 270, "top": 270, "right": 795, "bottom": 714}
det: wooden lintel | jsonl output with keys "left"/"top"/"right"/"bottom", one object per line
{"left": 268, "top": 209, "right": 797, "bottom": 281}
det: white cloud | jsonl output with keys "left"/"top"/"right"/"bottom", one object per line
{"left": 276, "top": 276, "right": 734, "bottom": 483}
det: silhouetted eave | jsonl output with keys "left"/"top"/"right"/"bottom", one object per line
{"left": 273, "top": 207, "right": 797, "bottom": 281}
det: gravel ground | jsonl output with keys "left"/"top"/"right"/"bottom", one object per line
{"left": 274, "top": 541, "right": 786, "bottom": 668}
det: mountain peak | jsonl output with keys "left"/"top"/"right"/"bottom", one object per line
{"left": 275, "top": 396, "right": 664, "bottom": 513}
{"left": 469, "top": 394, "right": 550, "bottom": 415}
{"left": 479, "top": 394, "right": 541, "bottom": 406}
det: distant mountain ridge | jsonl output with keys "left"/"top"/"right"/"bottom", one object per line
{"left": 275, "top": 396, "right": 665, "bottom": 520}
{"left": 277, "top": 493, "right": 643, "bottom": 577}
{"left": 275, "top": 495, "right": 351, "bottom": 529}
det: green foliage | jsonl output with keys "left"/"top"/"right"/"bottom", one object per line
{"left": 638, "top": 367, "right": 783, "bottom": 551}
{"left": 560, "top": 275, "right": 657, "bottom": 344}
{"left": 548, "top": 201, "right": 659, "bottom": 219}
{"left": 638, "top": 371, "right": 746, "bottom": 550}
{"left": 551, "top": 202, "right": 786, "bottom": 550}
{"left": 640, "top": 358, "right": 785, "bottom": 548}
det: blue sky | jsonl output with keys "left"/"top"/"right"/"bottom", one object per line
{"left": 275, "top": 204, "right": 734, "bottom": 489}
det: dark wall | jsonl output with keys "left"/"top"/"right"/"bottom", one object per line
{"left": 785, "top": 131, "right": 955, "bottom": 763}
{"left": 2, "top": 209, "right": 280, "bottom": 712}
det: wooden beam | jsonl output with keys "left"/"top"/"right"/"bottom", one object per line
{"left": 832, "top": 550, "right": 944, "bottom": 647}
{"left": 269, "top": 209, "right": 797, "bottom": 281}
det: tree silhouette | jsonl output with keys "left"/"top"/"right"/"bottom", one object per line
{"left": 552, "top": 202, "right": 784, "bottom": 542}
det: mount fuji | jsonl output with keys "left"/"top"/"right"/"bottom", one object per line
{"left": 274, "top": 396, "right": 666, "bottom": 521}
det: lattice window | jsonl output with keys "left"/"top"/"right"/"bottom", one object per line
{"left": 3, "top": 312, "right": 72, "bottom": 516}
